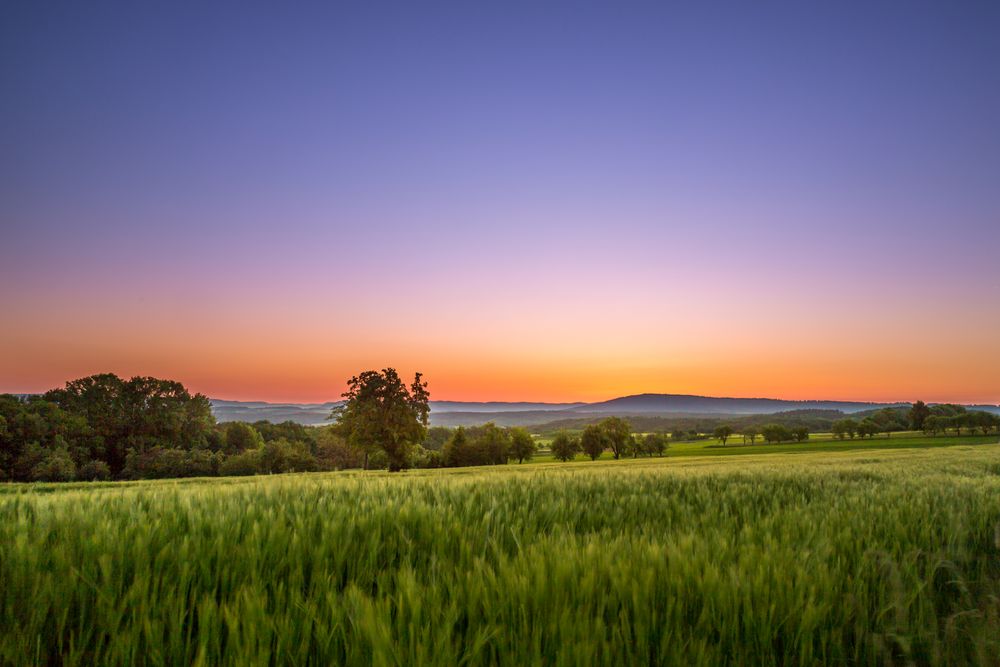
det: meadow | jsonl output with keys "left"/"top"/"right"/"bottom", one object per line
{"left": 3, "top": 441, "right": 1000, "bottom": 665}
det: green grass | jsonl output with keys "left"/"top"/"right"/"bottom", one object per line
{"left": 533, "top": 432, "right": 998, "bottom": 462}
{"left": 3, "top": 442, "right": 1000, "bottom": 665}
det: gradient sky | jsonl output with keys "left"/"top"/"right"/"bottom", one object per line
{"left": 2, "top": 1, "right": 999, "bottom": 403}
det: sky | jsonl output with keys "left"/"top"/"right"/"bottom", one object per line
{"left": 2, "top": 1, "right": 999, "bottom": 404}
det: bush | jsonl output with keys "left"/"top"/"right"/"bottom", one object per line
{"left": 260, "top": 438, "right": 317, "bottom": 474}
{"left": 30, "top": 448, "right": 77, "bottom": 482}
{"left": 122, "top": 447, "right": 219, "bottom": 479}
{"left": 219, "top": 449, "right": 262, "bottom": 476}
{"left": 410, "top": 445, "right": 443, "bottom": 469}
{"left": 13, "top": 442, "right": 48, "bottom": 481}
{"left": 78, "top": 460, "right": 112, "bottom": 481}
{"left": 314, "top": 428, "right": 364, "bottom": 470}
{"left": 224, "top": 422, "right": 264, "bottom": 453}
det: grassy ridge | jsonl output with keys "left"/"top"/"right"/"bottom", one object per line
{"left": 2, "top": 444, "right": 1000, "bottom": 665}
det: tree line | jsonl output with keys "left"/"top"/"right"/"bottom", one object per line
{"left": 3, "top": 371, "right": 998, "bottom": 481}
{"left": 831, "top": 402, "right": 999, "bottom": 439}
{"left": 0, "top": 373, "right": 385, "bottom": 482}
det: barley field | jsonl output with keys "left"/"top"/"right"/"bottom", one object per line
{"left": 3, "top": 444, "right": 1000, "bottom": 666}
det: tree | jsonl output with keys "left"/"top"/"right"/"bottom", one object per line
{"left": 908, "top": 401, "right": 930, "bottom": 431}
{"left": 31, "top": 446, "right": 77, "bottom": 482}
{"left": 792, "top": 426, "right": 809, "bottom": 442}
{"left": 599, "top": 417, "right": 632, "bottom": 459}
{"left": 478, "top": 422, "right": 511, "bottom": 465}
{"left": 224, "top": 422, "right": 264, "bottom": 453}
{"left": 833, "top": 418, "right": 858, "bottom": 440}
{"left": 44, "top": 374, "right": 214, "bottom": 475}
{"left": 923, "top": 415, "right": 942, "bottom": 435}
{"left": 549, "top": 432, "right": 579, "bottom": 462}
{"left": 713, "top": 425, "right": 733, "bottom": 446}
{"left": 423, "top": 426, "right": 453, "bottom": 451}
{"left": 314, "top": 427, "right": 365, "bottom": 470}
{"left": 333, "top": 369, "right": 430, "bottom": 472}
{"left": 643, "top": 433, "right": 668, "bottom": 457}
{"left": 972, "top": 411, "right": 999, "bottom": 435}
{"left": 760, "top": 424, "right": 792, "bottom": 444}
{"left": 857, "top": 419, "right": 878, "bottom": 439}
{"left": 442, "top": 427, "right": 472, "bottom": 467}
{"left": 742, "top": 427, "right": 759, "bottom": 445}
{"left": 508, "top": 427, "right": 536, "bottom": 463}
{"left": 580, "top": 424, "right": 608, "bottom": 461}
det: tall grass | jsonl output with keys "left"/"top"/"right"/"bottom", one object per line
{"left": 2, "top": 445, "right": 1000, "bottom": 665}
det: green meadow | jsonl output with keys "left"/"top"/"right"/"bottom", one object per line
{"left": 3, "top": 439, "right": 1000, "bottom": 666}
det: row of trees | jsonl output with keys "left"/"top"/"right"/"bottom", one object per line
{"left": 831, "top": 403, "right": 999, "bottom": 440}
{"left": 547, "top": 419, "right": 671, "bottom": 462}
{"left": 4, "top": 371, "right": 998, "bottom": 481}
{"left": 0, "top": 375, "right": 370, "bottom": 482}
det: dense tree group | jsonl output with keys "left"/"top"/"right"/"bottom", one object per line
{"left": 3, "top": 375, "right": 998, "bottom": 482}
{"left": 831, "top": 404, "right": 998, "bottom": 440}
{"left": 0, "top": 375, "right": 364, "bottom": 482}
{"left": 435, "top": 423, "right": 538, "bottom": 467}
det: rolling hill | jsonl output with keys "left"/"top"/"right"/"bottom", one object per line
{"left": 211, "top": 394, "right": 1000, "bottom": 427}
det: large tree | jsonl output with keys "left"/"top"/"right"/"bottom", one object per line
{"left": 333, "top": 369, "right": 430, "bottom": 472}
{"left": 44, "top": 374, "right": 214, "bottom": 475}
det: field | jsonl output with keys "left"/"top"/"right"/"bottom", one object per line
{"left": 530, "top": 432, "right": 999, "bottom": 461}
{"left": 3, "top": 440, "right": 1000, "bottom": 665}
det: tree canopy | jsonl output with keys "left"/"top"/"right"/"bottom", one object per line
{"left": 333, "top": 369, "right": 430, "bottom": 472}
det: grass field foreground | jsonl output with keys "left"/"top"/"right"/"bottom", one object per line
{"left": 3, "top": 444, "right": 1000, "bottom": 665}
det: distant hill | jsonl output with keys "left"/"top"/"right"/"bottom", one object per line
{"left": 577, "top": 393, "right": 911, "bottom": 415}
{"left": 210, "top": 394, "right": 999, "bottom": 427}
{"left": 210, "top": 399, "right": 585, "bottom": 426}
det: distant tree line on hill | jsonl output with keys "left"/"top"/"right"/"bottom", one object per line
{"left": 3, "top": 373, "right": 998, "bottom": 482}
{"left": 830, "top": 402, "right": 998, "bottom": 439}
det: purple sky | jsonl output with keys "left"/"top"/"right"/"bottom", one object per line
{"left": 2, "top": 1, "right": 999, "bottom": 402}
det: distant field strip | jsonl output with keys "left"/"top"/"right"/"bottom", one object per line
{"left": 3, "top": 444, "right": 1000, "bottom": 665}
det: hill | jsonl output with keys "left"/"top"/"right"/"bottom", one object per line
{"left": 210, "top": 394, "right": 999, "bottom": 427}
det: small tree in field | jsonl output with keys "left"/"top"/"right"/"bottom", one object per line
{"left": 644, "top": 433, "right": 668, "bottom": 457}
{"left": 792, "top": 426, "right": 809, "bottom": 442}
{"left": 549, "top": 432, "right": 579, "bottom": 462}
{"left": 713, "top": 425, "right": 733, "bottom": 446}
{"left": 508, "top": 427, "right": 537, "bottom": 463}
{"left": 908, "top": 400, "right": 930, "bottom": 431}
{"left": 580, "top": 424, "right": 608, "bottom": 461}
{"left": 600, "top": 417, "right": 632, "bottom": 459}
{"left": 333, "top": 369, "right": 430, "bottom": 472}
{"left": 742, "top": 427, "right": 759, "bottom": 445}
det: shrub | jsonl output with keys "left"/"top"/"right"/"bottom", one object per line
{"left": 219, "top": 449, "right": 262, "bottom": 476}
{"left": 122, "top": 447, "right": 218, "bottom": 479}
{"left": 30, "top": 448, "right": 77, "bottom": 482}
{"left": 78, "top": 460, "right": 112, "bottom": 481}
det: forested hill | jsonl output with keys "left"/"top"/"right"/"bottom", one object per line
{"left": 210, "top": 395, "right": 1000, "bottom": 427}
